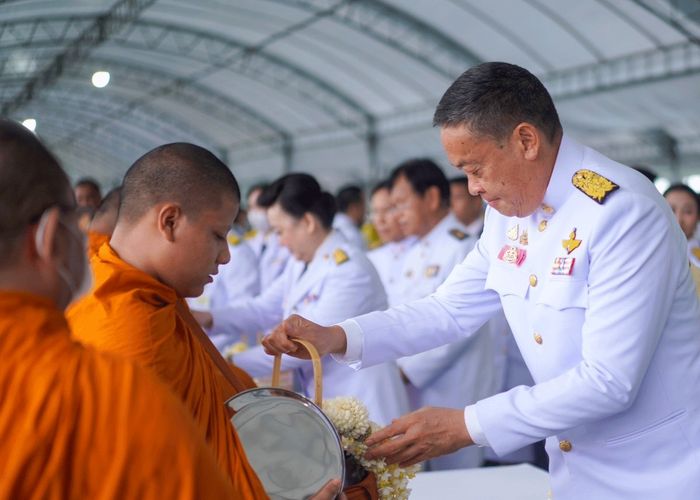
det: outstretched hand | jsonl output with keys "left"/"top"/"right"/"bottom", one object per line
{"left": 363, "top": 407, "right": 474, "bottom": 467}
{"left": 262, "top": 314, "right": 347, "bottom": 358}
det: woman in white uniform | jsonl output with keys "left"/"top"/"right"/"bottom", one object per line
{"left": 197, "top": 173, "right": 409, "bottom": 425}
{"left": 664, "top": 183, "right": 700, "bottom": 295}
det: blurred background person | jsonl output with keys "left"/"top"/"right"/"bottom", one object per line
{"left": 449, "top": 176, "right": 485, "bottom": 236}
{"left": 366, "top": 179, "right": 416, "bottom": 307}
{"left": 664, "top": 183, "right": 700, "bottom": 295}
{"left": 389, "top": 158, "right": 495, "bottom": 470}
{"left": 74, "top": 177, "right": 102, "bottom": 210}
{"left": 333, "top": 184, "right": 366, "bottom": 249}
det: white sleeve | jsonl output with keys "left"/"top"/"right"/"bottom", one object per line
{"left": 341, "top": 238, "right": 502, "bottom": 369}
{"left": 219, "top": 243, "right": 260, "bottom": 302}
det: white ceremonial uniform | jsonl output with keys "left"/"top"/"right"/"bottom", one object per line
{"left": 245, "top": 229, "right": 291, "bottom": 291}
{"left": 336, "top": 136, "right": 700, "bottom": 499}
{"left": 394, "top": 212, "right": 495, "bottom": 470}
{"left": 332, "top": 212, "right": 366, "bottom": 250}
{"left": 209, "top": 231, "right": 409, "bottom": 426}
{"left": 187, "top": 233, "right": 260, "bottom": 351}
{"left": 366, "top": 236, "right": 417, "bottom": 307}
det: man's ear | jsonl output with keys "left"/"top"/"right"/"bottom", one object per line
{"left": 33, "top": 207, "right": 61, "bottom": 262}
{"left": 513, "top": 122, "right": 540, "bottom": 161}
{"left": 424, "top": 185, "right": 442, "bottom": 212}
{"left": 157, "top": 203, "right": 183, "bottom": 242}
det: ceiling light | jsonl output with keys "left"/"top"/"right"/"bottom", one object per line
{"left": 91, "top": 70, "right": 110, "bottom": 88}
{"left": 21, "top": 118, "right": 36, "bottom": 132}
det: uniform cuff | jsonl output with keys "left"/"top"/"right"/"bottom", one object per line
{"left": 465, "top": 404, "right": 490, "bottom": 448}
{"left": 331, "top": 319, "right": 363, "bottom": 367}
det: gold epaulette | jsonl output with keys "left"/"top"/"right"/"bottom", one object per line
{"left": 572, "top": 169, "right": 619, "bottom": 204}
{"left": 449, "top": 228, "right": 467, "bottom": 240}
{"left": 333, "top": 248, "right": 349, "bottom": 265}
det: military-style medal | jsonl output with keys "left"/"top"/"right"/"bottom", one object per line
{"left": 562, "top": 228, "right": 582, "bottom": 255}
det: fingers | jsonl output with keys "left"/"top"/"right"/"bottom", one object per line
{"left": 309, "top": 478, "right": 342, "bottom": 500}
{"left": 364, "top": 418, "right": 407, "bottom": 447}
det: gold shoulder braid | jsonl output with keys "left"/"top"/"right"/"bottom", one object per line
{"left": 572, "top": 169, "right": 619, "bottom": 204}
{"left": 333, "top": 248, "right": 349, "bottom": 265}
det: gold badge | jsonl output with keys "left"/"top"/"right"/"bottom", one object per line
{"left": 572, "top": 169, "right": 619, "bottom": 204}
{"left": 506, "top": 224, "right": 519, "bottom": 241}
{"left": 333, "top": 248, "right": 349, "bottom": 265}
{"left": 424, "top": 265, "right": 440, "bottom": 277}
{"left": 562, "top": 228, "right": 582, "bottom": 255}
{"left": 227, "top": 233, "right": 241, "bottom": 246}
{"left": 449, "top": 228, "right": 467, "bottom": 240}
{"left": 519, "top": 229, "right": 528, "bottom": 246}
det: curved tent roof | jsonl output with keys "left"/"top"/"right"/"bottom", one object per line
{"left": 2, "top": 0, "right": 699, "bottom": 190}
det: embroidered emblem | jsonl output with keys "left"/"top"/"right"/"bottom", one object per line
{"left": 506, "top": 224, "right": 519, "bottom": 241}
{"left": 519, "top": 229, "right": 529, "bottom": 246}
{"left": 551, "top": 257, "right": 575, "bottom": 276}
{"left": 227, "top": 234, "right": 241, "bottom": 246}
{"left": 449, "top": 228, "right": 467, "bottom": 240}
{"left": 424, "top": 265, "right": 440, "bottom": 277}
{"left": 562, "top": 228, "right": 582, "bottom": 255}
{"left": 333, "top": 248, "right": 349, "bottom": 265}
{"left": 498, "top": 245, "right": 526, "bottom": 266}
{"left": 572, "top": 169, "right": 619, "bottom": 204}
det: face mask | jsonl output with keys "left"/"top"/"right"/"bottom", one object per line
{"left": 35, "top": 208, "right": 93, "bottom": 304}
{"left": 248, "top": 209, "right": 270, "bottom": 233}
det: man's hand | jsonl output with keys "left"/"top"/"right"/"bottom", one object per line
{"left": 262, "top": 314, "right": 347, "bottom": 358}
{"left": 363, "top": 407, "right": 474, "bottom": 467}
{"left": 309, "top": 478, "right": 345, "bottom": 500}
{"left": 191, "top": 310, "right": 213, "bottom": 329}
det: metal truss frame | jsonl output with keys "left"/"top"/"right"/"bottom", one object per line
{"left": 1, "top": 0, "right": 157, "bottom": 115}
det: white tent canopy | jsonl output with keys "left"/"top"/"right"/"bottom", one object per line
{"left": 2, "top": 0, "right": 699, "bottom": 191}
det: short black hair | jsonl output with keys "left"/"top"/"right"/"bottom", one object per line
{"left": 664, "top": 183, "right": 700, "bottom": 213}
{"left": 258, "top": 173, "right": 336, "bottom": 229}
{"left": 119, "top": 143, "right": 240, "bottom": 223}
{"left": 336, "top": 185, "right": 364, "bottom": 213}
{"left": 370, "top": 179, "right": 392, "bottom": 198}
{"left": 389, "top": 158, "right": 450, "bottom": 207}
{"left": 246, "top": 182, "right": 269, "bottom": 200}
{"left": 433, "top": 62, "right": 562, "bottom": 143}
{"left": 75, "top": 177, "right": 101, "bottom": 195}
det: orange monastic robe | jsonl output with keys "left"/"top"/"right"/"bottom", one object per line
{"left": 86, "top": 230, "right": 110, "bottom": 259}
{"left": 0, "top": 291, "right": 233, "bottom": 499}
{"left": 69, "top": 244, "right": 266, "bottom": 499}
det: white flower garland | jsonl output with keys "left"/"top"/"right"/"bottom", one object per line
{"left": 323, "top": 397, "right": 420, "bottom": 500}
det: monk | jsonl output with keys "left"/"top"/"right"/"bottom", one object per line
{"left": 0, "top": 119, "right": 235, "bottom": 498}
{"left": 68, "top": 144, "right": 267, "bottom": 496}
{"left": 86, "top": 186, "right": 121, "bottom": 257}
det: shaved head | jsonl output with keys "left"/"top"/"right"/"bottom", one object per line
{"left": 90, "top": 187, "right": 121, "bottom": 236}
{"left": 0, "top": 119, "right": 72, "bottom": 263}
{"left": 119, "top": 143, "right": 240, "bottom": 224}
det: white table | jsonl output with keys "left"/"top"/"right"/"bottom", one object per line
{"left": 408, "top": 464, "right": 549, "bottom": 499}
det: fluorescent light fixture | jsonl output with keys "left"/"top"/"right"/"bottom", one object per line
{"left": 685, "top": 175, "right": 700, "bottom": 193}
{"left": 654, "top": 177, "right": 670, "bottom": 194}
{"left": 21, "top": 118, "right": 36, "bottom": 132}
{"left": 91, "top": 70, "right": 110, "bottom": 88}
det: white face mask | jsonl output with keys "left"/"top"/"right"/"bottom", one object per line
{"left": 248, "top": 208, "right": 270, "bottom": 233}
{"left": 35, "top": 208, "right": 92, "bottom": 305}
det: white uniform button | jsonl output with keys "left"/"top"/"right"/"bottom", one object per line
{"left": 534, "top": 332, "right": 543, "bottom": 344}
{"left": 529, "top": 274, "right": 538, "bottom": 287}
{"left": 538, "top": 220, "right": 548, "bottom": 232}
{"left": 559, "top": 440, "right": 572, "bottom": 452}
